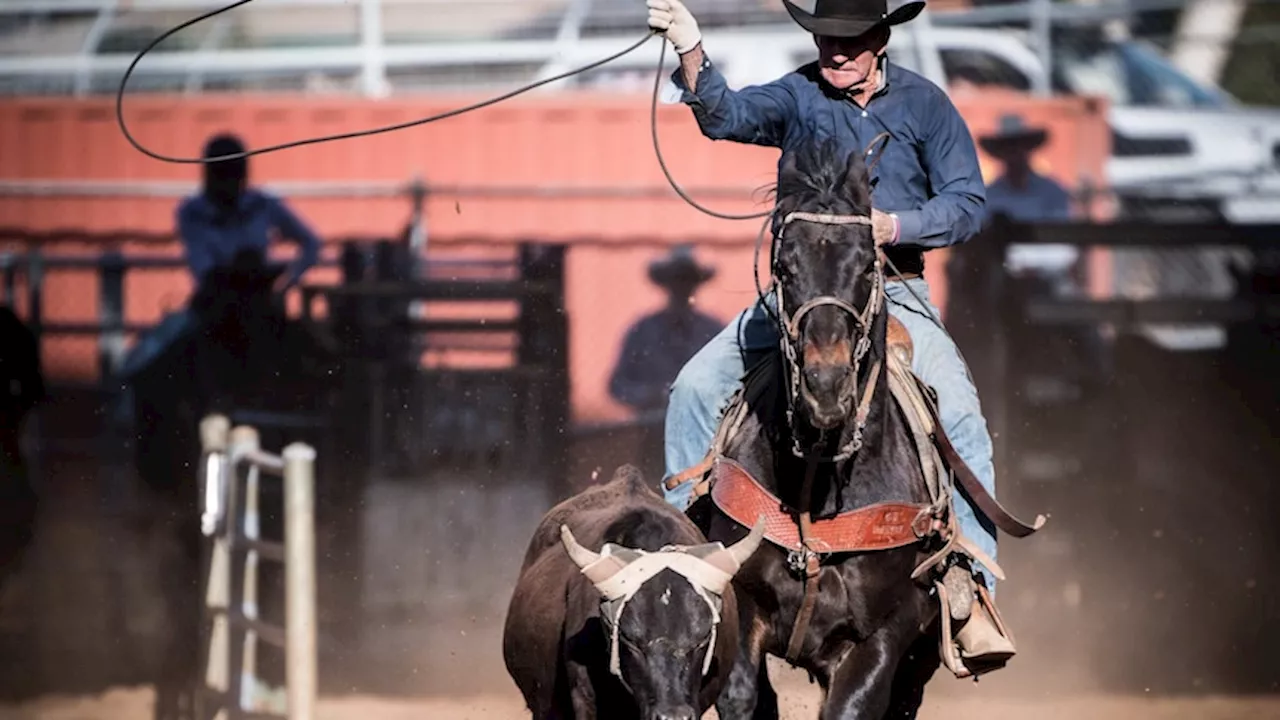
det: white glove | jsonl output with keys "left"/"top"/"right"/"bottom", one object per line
{"left": 647, "top": 0, "right": 702, "bottom": 55}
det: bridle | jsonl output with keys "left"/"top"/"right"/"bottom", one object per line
{"left": 764, "top": 211, "right": 886, "bottom": 463}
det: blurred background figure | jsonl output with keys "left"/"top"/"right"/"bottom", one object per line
{"left": 979, "top": 113, "right": 1081, "bottom": 296}
{"left": 178, "top": 132, "right": 321, "bottom": 296}
{"left": 608, "top": 245, "right": 722, "bottom": 414}
{"left": 118, "top": 132, "right": 322, "bottom": 382}
{"left": 609, "top": 245, "right": 721, "bottom": 476}
{"left": 980, "top": 113, "right": 1073, "bottom": 224}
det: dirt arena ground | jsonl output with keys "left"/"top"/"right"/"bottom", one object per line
{"left": 4, "top": 663, "right": 1279, "bottom": 720}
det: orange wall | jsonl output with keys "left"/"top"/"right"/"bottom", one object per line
{"left": 0, "top": 90, "right": 1109, "bottom": 423}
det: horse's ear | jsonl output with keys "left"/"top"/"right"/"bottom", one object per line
{"left": 779, "top": 150, "right": 803, "bottom": 189}
{"left": 841, "top": 149, "right": 873, "bottom": 212}
{"left": 775, "top": 150, "right": 805, "bottom": 216}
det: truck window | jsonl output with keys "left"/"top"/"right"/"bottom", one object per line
{"left": 939, "top": 48, "right": 1033, "bottom": 92}
{"left": 1052, "top": 40, "right": 1231, "bottom": 109}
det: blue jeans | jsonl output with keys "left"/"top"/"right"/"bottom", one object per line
{"left": 663, "top": 278, "right": 999, "bottom": 588}
{"left": 118, "top": 308, "right": 196, "bottom": 382}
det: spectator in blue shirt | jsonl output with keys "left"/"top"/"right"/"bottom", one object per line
{"left": 609, "top": 245, "right": 723, "bottom": 481}
{"left": 177, "top": 133, "right": 321, "bottom": 293}
{"left": 980, "top": 114, "right": 1072, "bottom": 224}
{"left": 648, "top": 0, "right": 1015, "bottom": 671}
{"left": 609, "top": 245, "right": 724, "bottom": 414}
{"left": 978, "top": 114, "right": 1079, "bottom": 291}
{"left": 119, "top": 133, "right": 321, "bottom": 381}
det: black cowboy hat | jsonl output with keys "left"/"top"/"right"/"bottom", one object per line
{"left": 783, "top": 0, "right": 926, "bottom": 38}
{"left": 648, "top": 245, "right": 716, "bottom": 289}
{"left": 978, "top": 113, "right": 1049, "bottom": 157}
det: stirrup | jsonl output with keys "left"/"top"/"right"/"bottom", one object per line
{"left": 935, "top": 580, "right": 1016, "bottom": 679}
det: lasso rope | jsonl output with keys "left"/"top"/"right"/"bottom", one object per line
{"left": 114, "top": 0, "right": 768, "bottom": 221}
{"left": 115, "top": 0, "right": 942, "bottom": 326}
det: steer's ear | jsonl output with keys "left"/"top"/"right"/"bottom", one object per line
{"left": 701, "top": 516, "right": 767, "bottom": 578}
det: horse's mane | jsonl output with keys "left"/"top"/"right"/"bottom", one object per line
{"left": 763, "top": 138, "right": 873, "bottom": 221}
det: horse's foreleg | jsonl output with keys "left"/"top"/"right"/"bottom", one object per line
{"left": 883, "top": 624, "right": 941, "bottom": 719}
{"left": 821, "top": 609, "right": 924, "bottom": 720}
{"left": 715, "top": 607, "right": 775, "bottom": 720}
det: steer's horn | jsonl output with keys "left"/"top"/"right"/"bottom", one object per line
{"left": 560, "top": 525, "right": 601, "bottom": 570}
{"left": 726, "top": 516, "right": 768, "bottom": 571}
{"left": 701, "top": 516, "right": 769, "bottom": 578}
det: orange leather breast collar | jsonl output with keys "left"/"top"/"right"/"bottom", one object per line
{"left": 709, "top": 456, "right": 931, "bottom": 555}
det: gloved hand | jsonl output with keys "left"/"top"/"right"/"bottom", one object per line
{"left": 647, "top": 0, "right": 702, "bottom": 54}
{"left": 872, "top": 209, "right": 899, "bottom": 246}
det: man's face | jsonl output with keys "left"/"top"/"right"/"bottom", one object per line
{"left": 815, "top": 27, "right": 890, "bottom": 92}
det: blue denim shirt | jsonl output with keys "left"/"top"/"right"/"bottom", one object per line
{"left": 673, "top": 55, "right": 986, "bottom": 251}
{"left": 176, "top": 188, "right": 321, "bottom": 289}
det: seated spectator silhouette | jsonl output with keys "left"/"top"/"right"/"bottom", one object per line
{"left": 608, "top": 245, "right": 722, "bottom": 415}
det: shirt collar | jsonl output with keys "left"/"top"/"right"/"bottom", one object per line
{"left": 870, "top": 53, "right": 891, "bottom": 98}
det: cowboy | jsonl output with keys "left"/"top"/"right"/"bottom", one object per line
{"left": 609, "top": 245, "right": 724, "bottom": 414}
{"left": 646, "top": 0, "right": 1016, "bottom": 669}
{"left": 177, "top": 132, "right": 321, "bottom": 295}
{"left": 979, "top": 113, "right": 1078, "bottom": 290}
{"left": 981, "top": 113, "right": 1073, "bottom": 224}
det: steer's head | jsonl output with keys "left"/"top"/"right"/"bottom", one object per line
{"left": 560, "top": 518, "right": 766, "bottom": 720}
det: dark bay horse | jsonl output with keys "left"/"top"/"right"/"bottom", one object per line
{"left": 126, "top": 249, "right": 341, "bottom": 720}
{"left": 687, "top": 143, "right": 954, "bottom": 719}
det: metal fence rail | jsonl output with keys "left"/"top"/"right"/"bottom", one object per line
{"left": 198, "top": 414, "right": 317, "bottom": 720}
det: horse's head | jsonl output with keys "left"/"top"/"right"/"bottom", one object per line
{"left": 771, "top": 140, "right": 882, "bottom": 434}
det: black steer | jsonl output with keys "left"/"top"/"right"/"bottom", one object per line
{"left": 503, "top": 465, "right": 764, "bottom": 719}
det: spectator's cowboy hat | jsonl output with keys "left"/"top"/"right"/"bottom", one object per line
{"left": 648, "top": 245, "right": 716, "bottom": 290}
{"left": 783, "top": 0, "right": 926, "bottom": 38}
{"left": 978, "top": 113, "right": 1050, "bottom": 159}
